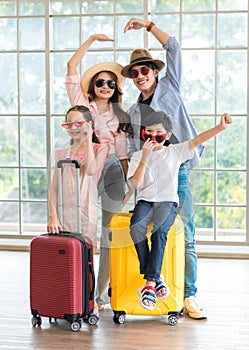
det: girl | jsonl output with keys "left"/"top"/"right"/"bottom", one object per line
{"left": 47, "top": 105, "right": 108, "bottom": 250}
{"left": 65, "top": 34, "right": 132, "bottom": 310}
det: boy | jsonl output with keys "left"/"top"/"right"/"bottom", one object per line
{"left": 127, "top": 110, "right": 232, "bottom": 311}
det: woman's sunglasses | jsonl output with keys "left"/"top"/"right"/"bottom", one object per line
{"left": 61, "top": 121, "right": 85, "bottom": 129}
{"left": 141, "top": 130, "right": 167, "bottom": 143}
{"left": 95, "top": 79, "right": 116, "bottom": 89}
{"left": 129, "top": 66, "right": 151, "bottom": 79}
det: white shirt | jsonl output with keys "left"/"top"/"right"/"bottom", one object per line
{"left": 127, "top": 141, "right": 194, "bottom": 204}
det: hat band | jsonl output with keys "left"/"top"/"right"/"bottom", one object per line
{"left": 130, "top": 56, "right": 153, "bottom": 64}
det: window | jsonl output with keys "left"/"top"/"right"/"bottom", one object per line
{"left": 0, "top": 0, "right": 247, "bottom": 245}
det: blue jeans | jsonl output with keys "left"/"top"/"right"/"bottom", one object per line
{"left": 130, "top": 200, "right": 177, "bottom": 282}
{"left": 178, "top": 165, "right": 197, "bottom": 298}
{"left": 95, "top": 154, "right": 125, "bottom": 305}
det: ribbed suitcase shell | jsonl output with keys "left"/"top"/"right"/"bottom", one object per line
{"left": 109, "top": 213, "right": 184, "bottom": 322}
{"left": 30, "top": 234, "right": 94, "bottom": 321}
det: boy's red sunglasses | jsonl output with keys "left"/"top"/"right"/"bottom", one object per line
{"left": 61, "top": 121, "right": 85, "bottom": 129}
{"left": 141, "top": 130, "right": 167, "bottom": 143}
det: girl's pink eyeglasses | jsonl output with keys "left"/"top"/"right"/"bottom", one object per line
{"left": 61, "top": 121, "right": 85, "bottom": 129}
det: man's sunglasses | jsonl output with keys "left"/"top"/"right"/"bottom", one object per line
{"left": 95, "top": 79, "right": 116, "bottom": 89}
{"left": 129, "top": 66, "right": 151, "bottom": 79}
{"left": 141, "top": 130, "right": 167, "bottom": 143}
{"left": 61, "top": 121, "right": 85, "bottom": 129}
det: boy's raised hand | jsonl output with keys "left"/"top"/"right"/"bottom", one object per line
{"left": 220, "top": 113, "right": 232, "bottom": 130}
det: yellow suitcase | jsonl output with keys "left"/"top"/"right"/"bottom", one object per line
{"left": 109, "top": 213, "right": 184, "bottom": 326}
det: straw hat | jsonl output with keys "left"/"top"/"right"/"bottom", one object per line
{"left": 80, "top": 62, "right": 125, "bottom": 94}
{"left": 121, "top": 49, "right": 165, "bottom": 78}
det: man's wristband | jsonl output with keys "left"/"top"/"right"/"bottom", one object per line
{"left": 146, "top": 21, "right": 155, "bottom": 32}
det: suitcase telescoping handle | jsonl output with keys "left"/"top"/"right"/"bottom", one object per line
{"left": 57, "top": 158, "right": 81, "bottom": 234}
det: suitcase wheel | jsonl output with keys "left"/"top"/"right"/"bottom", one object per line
{"left": 88, "top": 315, "right": 98, "bottom": 326}
{"left": 113, "top": 311, "right": 126, "bottom": 324}
{"left": 168, "top": 314, "right": 178, "bottom": 326}
{"left": 31, "top": 316, "right": 42, "bottom": 327}
{"left": 70, "top": 320, "right": 82, "bottom": 332}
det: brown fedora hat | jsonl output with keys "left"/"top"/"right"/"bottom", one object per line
{"left": 81, "top": 62, "right": 125, "bottom": 95}
{"left": 121, "top": 49, "right": 165, "bottom": 78}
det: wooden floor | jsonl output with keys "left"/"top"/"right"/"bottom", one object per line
{"left": 1, "top": 251, "right": 249, "bottom": 350}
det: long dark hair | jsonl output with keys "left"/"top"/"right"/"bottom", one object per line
{"left": 65, "top": 105, "right": 100, "bottom": 144}
{"left": 87, "top": 71, "right": 133, "bottom": 135}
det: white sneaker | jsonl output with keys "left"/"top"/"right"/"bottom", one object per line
{"left": 184, "top": 296, "right": 208, "bottom": 319}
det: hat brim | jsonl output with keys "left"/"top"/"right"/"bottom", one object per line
{"left": 80, "top": 62, "right": 125, "bottom": 95}
{"left": 121, "top": 59, "right": 165, "bottom": 78}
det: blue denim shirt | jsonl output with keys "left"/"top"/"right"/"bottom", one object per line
{"left": 127, "top": 37, "right": 204, "bottom": 170}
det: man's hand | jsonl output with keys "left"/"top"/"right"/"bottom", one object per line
{"left": 124, "top": 18, "right": 149, "bottom": 33}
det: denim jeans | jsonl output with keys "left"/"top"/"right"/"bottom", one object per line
{"left": 95, "top": 154, "right": 125, "bottom": 305}
{"left": 130, "top": 200, "right": 177, "bottom": 282}
{"left": 178, "top": 165, "right": 197, "bottom": 298}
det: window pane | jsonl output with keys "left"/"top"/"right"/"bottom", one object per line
{"left": 190, "top": 170, "right": 214, "bottom": 204}
{"left": 19, "top": 18, "right": 45, "bottom": 50}
{"left": 83, "top": 16, "right": 114, "bottom": 46}
{"left": 218, "top": 0, "right": 248, "bottom": 11}
{"left": 195, "top": 206, "right": 214, "bottom": 232}
{"left": 149, "top": 15, "right": 180, "bottom": 48}
{"left": 19, "top": 0, "right": 45, "bottom": 15}
{"left": 82, "top": 0, "right": 114, "bottom": 14}
{"left": 0, "top": 18, "right": 17, "bottom": 50}
{"left": 0, "top": 117, "right": 18, "bottom": 166}
{"left": 217, "top": 207, "right": 246, "bottom": 241}
{"left": 53, "top": 17, "right": 80, "bottom": 50}
{"left": 217, "top": 172, "right": 246, "bottom": 205}
{"left": 183, "top": 0, "right": 215, "bottom": 11}
{"left": 51, "top": 0, "right": 80, "bottom": 14}
{"left": 182, "top": 51, "right": 215, "bottom": 114}
{"left": 117, "top": 0, "right": 143, "bottom": 12}
{"left": 0, "top": 2, "right": 16, "bottom": 15}
{"left": 20, "top": 117, "right": 46, "bottom": 167}
{"left": 217, "top": 51, "right": 247, "bottom": 114}
{"left": 217, "top": 117, "right": 246, "bottom": 169}
{"left": 218, "top": 13, "right": 247, "bottom": 48}
{"left": 182, "top": 14, "right": 215, "bottom": 48}
{"left": 52, "top": 53, "right": 70, "bottom": 114}
{"left": 115, "top": 16, "right": 143, "bottom": 49}
{"left": 149, "top": 0, "right": 180, "bottom": 12}
{"left": 0, "top": 202, "right": 19, "bottom": 235}
{"left": 0, "top": 169, "right": 19, "bottom": 200}
{"left": 0, "top": 54, "right": 18, "bottom": 113}
{"left": 21, "top": 169, "right": 47, "bottom": 200}
{"left": 52, "top": 116, "right": 67, "bottom": 151}
{"left": 20, "top": 53, "right": 46, "bottom": 114}
{"left": 21, "top": 202, "right": 47, "bottom": 234}
{"left": 192, "top": 117, "right": 215, "bottom": 169}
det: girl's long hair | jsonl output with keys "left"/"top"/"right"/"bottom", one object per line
{"left": 65, "top": 105, "right": 100, "bottom": 145}
{"left": 87, "top": 71, "right": 133, "bottom": 135}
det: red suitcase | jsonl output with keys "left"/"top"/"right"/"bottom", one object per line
{"left": 30, "top": 158, "right": 98, "bottom": 331}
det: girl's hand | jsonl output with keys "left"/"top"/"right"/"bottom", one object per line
{"left": 83, "top": 122, "right": 93, "bottom": 140}
{"left": 47, "top": 217, "right": 62, "bottom": 234}
{"left": 124, "top": 18, "right": 149, "bottom": 33}
{"left": 92, "top": 34, "right": 114, "bottom": 42}
{"left": 141, "top": 139, "right": 155, "bottom": 162}
{"left": 220, "top": 113, "right": 232, "bottom": 130}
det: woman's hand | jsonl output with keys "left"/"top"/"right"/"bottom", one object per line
{"left": 92, "top": 34, "right": 114, "bottom": 42}
{"left": 220, "top": 113, "right": 232, "bottom": 130}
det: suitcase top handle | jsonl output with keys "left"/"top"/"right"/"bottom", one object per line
{"left": 57, "top": 158, "right": 80, "bottom": 169}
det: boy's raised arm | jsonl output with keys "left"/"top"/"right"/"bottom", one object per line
{"left": 189, "top": 113, "right": 232, "bottom": 150}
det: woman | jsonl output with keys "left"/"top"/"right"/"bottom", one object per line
{"left": 65, "top": 34, "right": 132, "bottom": 310}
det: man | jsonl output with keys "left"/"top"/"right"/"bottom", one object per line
{"left": 121, "top": 17, "right": 207, "bottom": 319}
